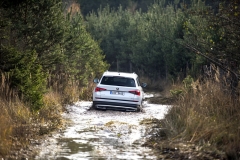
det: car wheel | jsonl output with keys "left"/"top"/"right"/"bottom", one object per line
{"left": 92, "top": 102, "right": 97, "bottom": 110}
{"left": 137, "top": 105, "right": 143, "bottom": 112}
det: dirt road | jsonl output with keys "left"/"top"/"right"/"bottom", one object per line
{"left": 35, "top": 93, "right": 170, "bottom": 160}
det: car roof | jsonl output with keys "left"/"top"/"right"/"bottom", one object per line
{"left": 102, "top": 71, "right": 138, "bottom": 78}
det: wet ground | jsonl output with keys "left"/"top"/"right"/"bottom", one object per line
{"left": 35, "top": 93, "right": 170, "bottom": 160}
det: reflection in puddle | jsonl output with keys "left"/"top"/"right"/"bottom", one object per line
{"left": 35, "top": 98, "right": 170, "bottom": 160}
{"left": 58, "top": 138, "right": 93, "bottom": 154}
{"left": 55, "top": 139, "right": 92, "bottom": 159}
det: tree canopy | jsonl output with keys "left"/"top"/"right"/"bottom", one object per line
{"left": 0, "top": 0, "right": 109, "bottom": 111}
{"left": 84, "top": 0, "right": 240, "bottom": 84}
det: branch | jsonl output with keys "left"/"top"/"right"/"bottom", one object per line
{"left": 185, "top": 43, "right": 239, "bottom": 79}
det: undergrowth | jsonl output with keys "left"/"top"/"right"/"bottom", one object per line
{"left": 140, "top": 76, "right": 169, "bottom": 92}
{"left": 0, "top": 81, "right": 94, "bottom": 158}
{"left": 163, "top": 77, "right": 240, "bottom": 159}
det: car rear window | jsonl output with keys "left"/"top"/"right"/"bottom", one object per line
{"left": 100, "top": 76, "right": 136, "bottom": 87}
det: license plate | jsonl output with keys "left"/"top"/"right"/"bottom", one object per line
{"left": 110, "top": 91, "right": 123, "bottom": 95}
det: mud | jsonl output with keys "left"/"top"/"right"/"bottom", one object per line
{"left": 34, "top": 94, "right": 170, "bottom": 159}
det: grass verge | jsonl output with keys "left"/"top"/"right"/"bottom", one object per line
{"left": 0, "top": 82, "right": 94, "bottom": 159}
{"left": 144, "top": 77, "right": 240, "bottom": 159}
{"left": 0, "top": 92, "right": 63, "bottom": 159}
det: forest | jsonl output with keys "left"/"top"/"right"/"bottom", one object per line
{"left": 0, "top": 0, "right": 240, "bottom": 158}
{"left": 82, "top": 0, "right": 239, "bottom": 82}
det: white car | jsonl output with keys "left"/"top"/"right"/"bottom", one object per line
{"left": 92, "top": 71, "right": 147, "bottom": 112}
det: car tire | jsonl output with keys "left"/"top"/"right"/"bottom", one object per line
{"left": 92, "top": 102, "right": 97, "bottom": 110}
{"left": 137, "top": 105, "right": 143, "bottom": 112}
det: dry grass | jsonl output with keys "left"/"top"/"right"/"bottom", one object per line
{"left": 61, "top": 81, "right": 95, "bottom": 104}
{"left": 0, "top": 71, "right": 95, "bottom": 158}
{"left": 39, "top": 92, "right": 63, "bottom": 127}
{"left": 0, "top": 102, "right": 13, "bottom": 156}
{"left": 140, "top": 76, "right": 171, "bottom": 93}
{"left": 0, "top": 90, "right": 66, "bottom": 158}
{"left": 0, "top": 98, "right": 32, "bottom": 157}
{"left": 62, "top": 85, "right": 79, "bottom": 104}
{"left": 79, "top": 82, "right": 96, "bottom": 100}
{"left": 163, "top": 78, "right": 240, "bottom": 158}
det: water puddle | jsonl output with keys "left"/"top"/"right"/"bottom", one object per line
{"left": 35, "top": 93, "right": 170, "bottom": 160}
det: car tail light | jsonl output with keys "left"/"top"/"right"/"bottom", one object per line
{"left": 95, "top": 87, "right": 106, "bottom": 92}
{"left": 129, "top": 90, "right": 140, "bottom": 96}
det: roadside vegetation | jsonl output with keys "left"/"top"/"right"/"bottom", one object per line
{"left": 144, "top": 75, "right": 240, "bottom": 159}
{"left": 0, "top": 78, "right": 97, "bottom": 158}
{"left": 166, "top": 76, "right": 239, "bottom": 159}
{"left": 0, "top": 0, "right": 108, "bottom": 158}
{"left": 0, "top": 89, "right": 63, "bottom": 158}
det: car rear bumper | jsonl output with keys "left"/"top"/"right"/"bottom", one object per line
{"left": 93, "top": 101, "right": 139, "bottom": 111}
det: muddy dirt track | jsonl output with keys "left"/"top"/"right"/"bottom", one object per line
{"left": 34, "top": 93, "right": 170, "bottom": 160}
